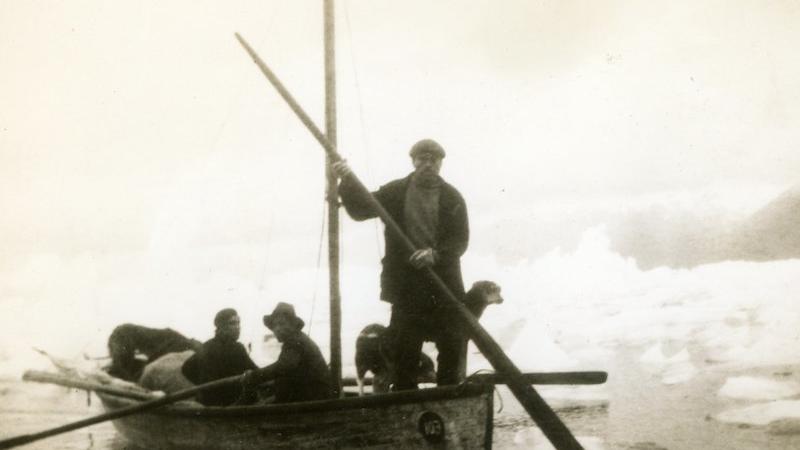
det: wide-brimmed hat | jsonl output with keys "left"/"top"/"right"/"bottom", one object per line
{"left": 409, "top": 139, "right": 446, "bottom": 159}
{"left": 262, "top": 302, "right": 305, "bottom": 331}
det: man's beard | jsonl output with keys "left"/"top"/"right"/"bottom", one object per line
{"left": 414, "top": 170, "right": 441, "bottom": 187}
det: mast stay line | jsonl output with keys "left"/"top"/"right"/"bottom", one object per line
{"left": 234, "top": 33, "right": 583, "bottom": 450}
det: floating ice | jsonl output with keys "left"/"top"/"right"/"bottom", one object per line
{"left": 718, "top": 376, "right": 800, "bottom": 400}
{"left": 660, "top": 360, "right": 698, "bottom": 385}
{"left": 715, "top": 400, "right": 800, "bottom": 426}
{"left": 639, "top": 342, "right": 697, "bottom": 385}
{"left": 538, "top": 384, "right": 610, "bottom": 408}
{"left": 512, "top": 427, "right": 605, "bottom": 449}
{"left": 467, "top": 317, "right": 576, "bottom": 374}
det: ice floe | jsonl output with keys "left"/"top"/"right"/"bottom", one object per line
{"left": 639, "top": 342, "right": 697, "bottom": 385}
{"left": 715, "top": 400, "right": 800, "bottom": 426}
{"left": 718, "top": 376, "right": 800, "bottom": 401}
{"left": 512, "top": 426, "right": 605, "bottom": 449}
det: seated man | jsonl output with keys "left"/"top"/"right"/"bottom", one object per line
{"left": 181, "top": 308, "right": 258, "bottom": 406}
{"left": 107, "top": 323, "right": 202, "bottom": 381}
{"left": 239, "top": 303, "right": 333, "bottom": 404}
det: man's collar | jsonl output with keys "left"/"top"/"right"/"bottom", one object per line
{"left": 411, "top": 173, "right": 443, "bottom": 189}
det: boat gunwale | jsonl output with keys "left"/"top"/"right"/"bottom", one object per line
{"left": 96, "top": 382, "right": 494, "bottom": 417}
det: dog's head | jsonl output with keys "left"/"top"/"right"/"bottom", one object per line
{"left": 464, "top": 281, "right": 503, "bottom": 318}
{"left": 469, "top": 280, "right": 503, "bottom": 304}
{"left": 108, "top": 324, "right": 138, "bottom": 361}
{"left": 358, "top": 323, "right": 387, "bottom": 340}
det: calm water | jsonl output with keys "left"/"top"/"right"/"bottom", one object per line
{"left": 2, "top": 346, "right": 799, "bottom": 449}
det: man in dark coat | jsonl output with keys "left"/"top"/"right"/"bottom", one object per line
{"left": 333, "top": 139, "right": 469, "bottom": 390}
{"left": 239, "top": 302, "right": 333, "bottom": 404}
{"left": 181, "top": 308, "right": 258, "bottom": 406}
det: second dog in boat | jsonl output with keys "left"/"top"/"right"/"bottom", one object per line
{"left": 355, "top": 280, "right": 503, "bottom": 395}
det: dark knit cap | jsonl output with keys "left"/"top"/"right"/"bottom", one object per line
{"left": 214, "top": 308, "right": 238, "bottom": 328}
{"left": 409, "top": 139, "right": 446, "bottom": 159}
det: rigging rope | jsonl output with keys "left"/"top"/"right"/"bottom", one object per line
{"left": 189, "top": 3, "right": 285, "bottom": 352}
{"left": 236, "top": 3, "right": 286, "bottom": 351}
{"left": 343, "top": 0, "right": 383, "bottom": 260}
{"left": 256, "top": 214, "right": 275, "bottom": 293}
{"left": 208, "top": 4, "right": 283, "bottom": 159}
{"left": 306, "top": 198, "right": 328, "bottom": 337}
{"left": 465, "top": 369, "right": 505, "bottom": 413}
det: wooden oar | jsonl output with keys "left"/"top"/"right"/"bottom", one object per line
{"left": 236, "top": 33, "right": 585, "bottom": 449}
{"left": 467, "top": 371, "right": 607, "bottom": 386}
{"left": 0, "top": 374, "right": 241, "bottom": 450}
{"left": 22, "top": 370, "right": 155, "bottom": 401}
{"left": 341, "top": 371, "right": 607, "bottom": 387}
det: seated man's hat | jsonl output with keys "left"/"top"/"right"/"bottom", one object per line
{"left": 263, "top": 302, "right": 305, "bottom": 331}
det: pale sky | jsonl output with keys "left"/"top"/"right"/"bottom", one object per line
{"left": 1, "top": 0, "right": 799, "bottom": 293}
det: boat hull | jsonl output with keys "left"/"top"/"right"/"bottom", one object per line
{"left": 97, "top": 384, "right": 494, "bottom": 449}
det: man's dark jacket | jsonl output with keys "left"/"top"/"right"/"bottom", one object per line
{"left": 339, "top": 173, "right": 469, "bottom": 309}
{"left": 181, "top": 336, "right": 258, "bottom": 406}
{"left": 249, "top": 331, "right": 333, "bottom": 403}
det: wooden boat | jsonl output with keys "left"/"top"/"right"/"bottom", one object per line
{"left": 2, "top": 2, "right": 591, "bottom": 449}
{"left": 13, "top": 368, "right": 602, "bottom": 449}
{"left": 95, "top": 384, "right": 494, "bottom": 449}
{"left": 87, "top": 0, "right": 588, "bottom": 448}
{"left": 83, "top": 2, "right": 505, "bottom": 448}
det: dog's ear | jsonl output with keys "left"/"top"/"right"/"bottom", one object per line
{"left": 471, "top": 280, "right": 500, "bottom": 294}
{"left": 470, "top": 280, "right": 487, "bottom": 291}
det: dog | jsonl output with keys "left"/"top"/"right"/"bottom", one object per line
{"left": 354, "top": 323, "right": 436, "bottom": 395}
{"left": 354, "top": 280, "right": 503, "bottom": 395}
{"left": 457, "top": 280, "right": 504, "bottom": 378}
{"left": 107, "top": 324, "right": 202, "bottom": 381}
{"left": 463, "top": 280, "right": 504, "bottom": 319}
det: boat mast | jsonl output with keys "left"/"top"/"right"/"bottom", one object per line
{"left": 323, "top": 0, "right": 343, "bottom": 398}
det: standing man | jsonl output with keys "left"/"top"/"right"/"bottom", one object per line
{"left": 332, "top": 139, "right": 469, "bottom": 390}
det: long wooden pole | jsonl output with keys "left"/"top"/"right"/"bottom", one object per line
{"left": 342, "top": 371, "right": 607, "bottom": 387}
{"left": 235, "top": 33, "right": 583, "bottom": 450}
{"left": 235, "top": 34, "right": 334, "bottom": 154}
{"left": 323, "top": 0, "right": 343, "bottom": 399}
{"left": 0, "top": 375, "right": 241, "bottom": 450}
